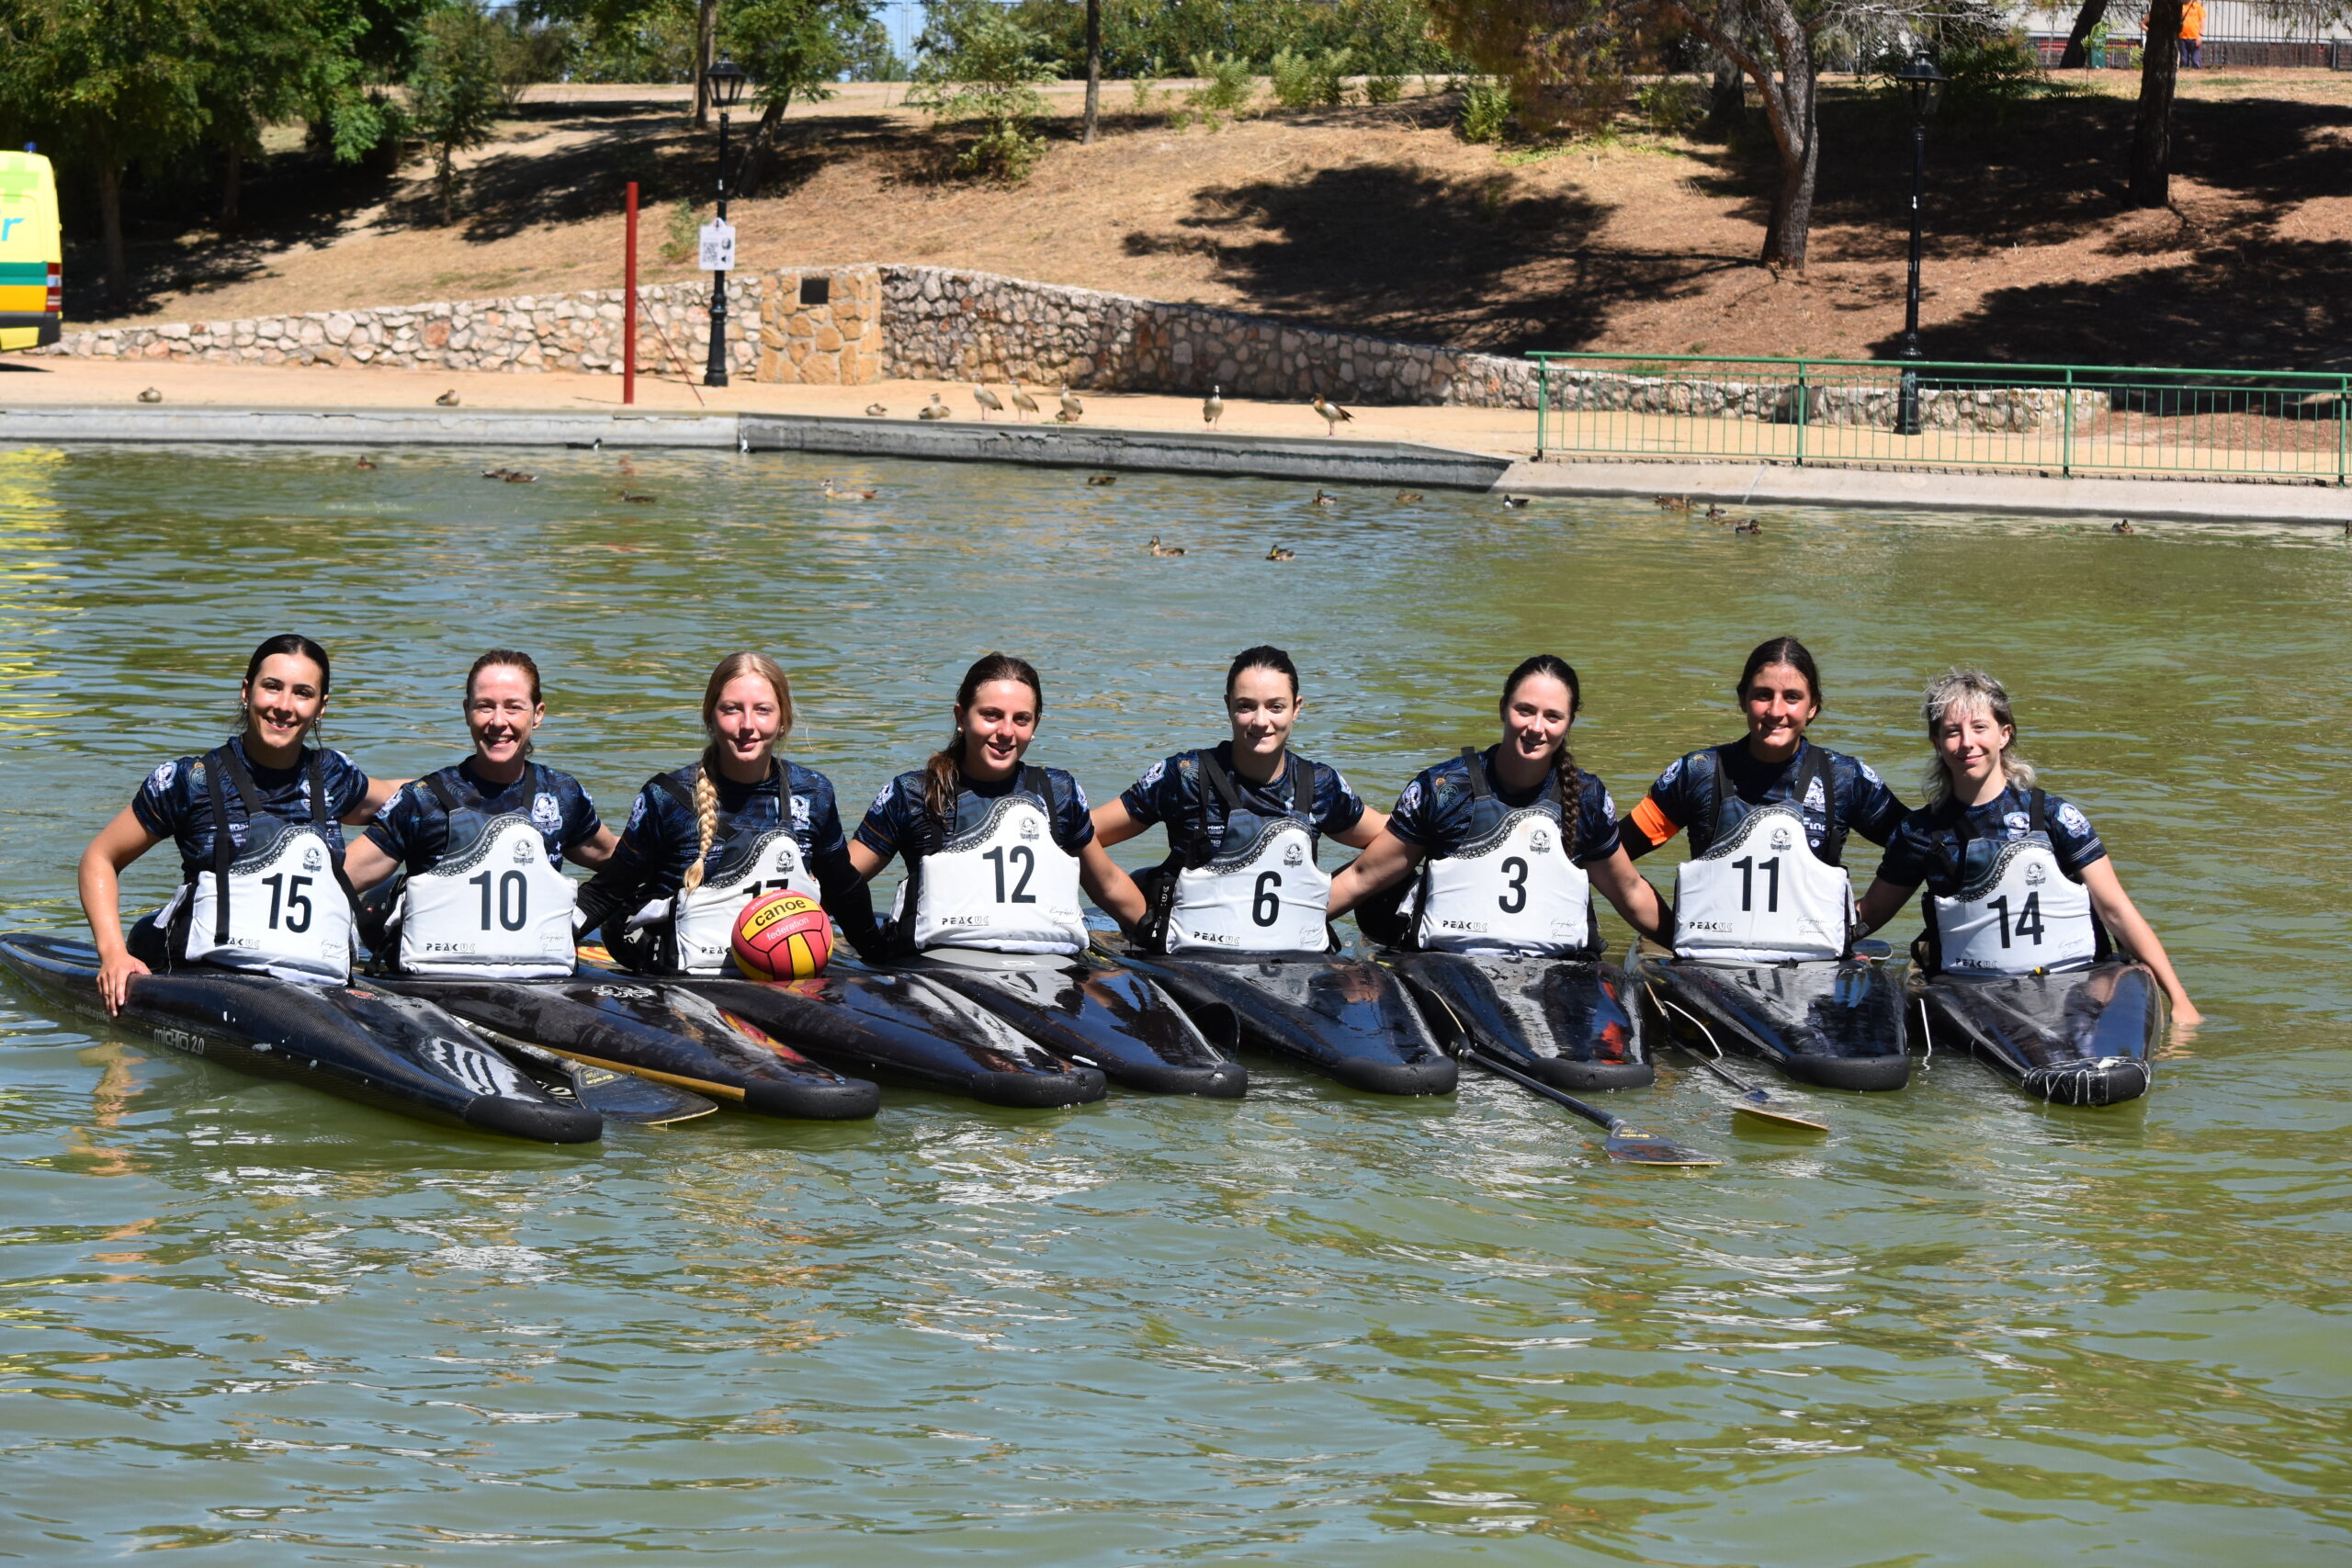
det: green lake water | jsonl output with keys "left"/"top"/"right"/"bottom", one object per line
{"left": 0, "top": 444, "right": 2343, "bottom": 1564}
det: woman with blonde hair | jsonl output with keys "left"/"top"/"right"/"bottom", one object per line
{"left": 584, "top": 651, "right": 876, "bottom": 974}
{"left": 1854, "top": 669, "right": 2196, "bottom": 1103}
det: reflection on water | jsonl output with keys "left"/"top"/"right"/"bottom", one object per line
{"left": 0, "top": 446, "right": 2345, "bottom": 1563}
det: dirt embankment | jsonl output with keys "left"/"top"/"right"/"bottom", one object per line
{"left": 69, "top": 72, "right": 2352, "bottom": 370}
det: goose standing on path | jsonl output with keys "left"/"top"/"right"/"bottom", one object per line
{"left": 972, "top": 383, "right": 1004, "bottom": 421}
{"left": 435, "top": 389, "right": 459, "bottom": 406}
{"left": 1010, "top": 379, "right": 1041, "bottom": 422}
{"left": 918, "top": 393, "right": 951, "bottom": 421}
{"left": 1204, "top": 386, "right": 1224, "bottom": 428}
{"left": 1311, "top": 395, "right": 1352, "bottom": 435}
{"left": 1059, "top": 385, "right": 1084, "bottom": 423}
{"left": 865, "top": 402, "right": 888, "bottom": 417}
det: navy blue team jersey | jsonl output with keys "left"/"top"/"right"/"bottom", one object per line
{"left": 857, "top": 764, "right": 1094, "bottom": 861}
{"left": 606, "top": 758, "right": 860, "bottom": 904}
{"left": 363, "top": 759, "right": 601, "bottom": 874}
{"left": 1622, "top": 739, "right": 1906, "bottom": 863}
{"left": 1120, "top": 744, "right": 1364, "bottom": 861}
{"left": 1873, "top": 784, "right": 2108, "bottom": 896}
{"left": 131, "top": 739, "right": 373, "bottom": 879}
{"left": 1387, "top": 747, "right": 1623, "bottom": 865}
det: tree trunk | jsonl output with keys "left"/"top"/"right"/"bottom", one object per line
{"left": 1705, "top": 54, "right": 1743, "bottom": 139}
{"left": 1673, "top": 0, "right": 1820, "bottom": 267}
{"left": 220, "top": 142, "right": 242, "bottom": 233}
{"left": 733, "top": 92, "right": 793, "bottom": 198}
{"left": 1082, "top": 0, "right": 1102, "bottom": 144}
{"left": 2058, "top": 0, "right": 2109, "bottom": 69}
{"left": 97, "top": 162, "right": 127, "bottom": 305}
{"left": 2130, "top": 0, "right": 2183, "bottom": 207}
{"left": 436, "top": 141, "right": 457, "bottom": 224}
{"left": 693, "top": 0, "right": 718, "bottom": 129}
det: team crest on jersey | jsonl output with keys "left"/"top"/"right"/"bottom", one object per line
{"left": 302, "top": 844, "right": 325, "bottom": 871}
{"left": 511, "top": 837, "right": 537, "bottom": 864}
{"left": 148, "top": 761, "right": 176, "bottom": 791}
{"left": 531, "top": 793, "right": 561, "bottom": 834}
{"left": 1860, "top": 761, "right": 1883, "bottom": 785}
{"left": 627, "top": 795, "right": 647, "bottom": 830}
{"left": 789, "top": 794, "right": 811, "bottom": 831}
{"left": 1804, "top": 777, "right": 1826, "bottom": 810}
{"left": 1020, "top": 817, "right": 1041, "bottom": 840}
{"left": 1529, "top": 827, "right": 1554, "bottom": 853}
{"left": 870, "top": 781, "right": 896, "bottom": 813}
{"left": 2056, "top": 803, "right": 2089, "bottom": 834}
{"left": 1140, "top": 760, "right": 1167, "bottom": 790}
{"left": 1397, "top": 780, "right": 1423, "bottom": 813}
{"left": 1283, "top": 841, "right": 1306, "bottom": 866}
{"left": 1658, "top": 757, "right": 1683, "bottom": 788}
{"left": 1770, "top": 826, "right": 1793, "bottom": 852}
{"left": 2024, "top": 861, "right": 2049, "bottom": 886}
{"left": 2005, "top": 811, "right": 2031, "bottom": 832}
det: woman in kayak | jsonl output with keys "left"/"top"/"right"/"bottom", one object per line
{"left": 1092, "top": 645, "right": 1385, "bottom": 954}
{"left": 1855, "top": 668, "right": 2199, "bottom": 1024}
{"left": 1618, "top": 637, "right": 1906, "bottom": 962}
{"left": 1327, "top": 653, "right": 1670, "bottom": 950}
{"left": 343, "top": 649, "right": 616, "bottom": 977}
{"left": 580, "top": 651, "right": 877, "bottom": 974}
{"left": 852, "top": 652, "right": 1144, "bottom": 954}
{"left": 77, "top": 634, "right": 402, "bottom": 1013}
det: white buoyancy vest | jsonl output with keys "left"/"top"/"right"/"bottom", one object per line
{"left": 1416, "top": 751, "right": 1594, "bottom": 957}
{"left": 909, "top": 774, "right": 1088, "bottom": 955}
{"left": 396, "top": 767, "right": 580, "bottom": 979}
{"left": 674, "top": 829, "right": 820, "bottom": 976}
{"left": 1159, "top": 750, "right": 1332, "bottom": 954}
{"left": 176, "top": 745, "right": 354, "bottom": 983}
{"left": 1927, "top": 794, "right": 2100, "bottom": 975}
{"left": 1673, "top": 802, "right": 1852, "bottom": 962}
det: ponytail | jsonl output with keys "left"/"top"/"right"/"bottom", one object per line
{"left": 926, "top": 653, "right": 1045, "bottom": 820}
{"left": 683, "top": 747, "right": 724, "bottom": 893}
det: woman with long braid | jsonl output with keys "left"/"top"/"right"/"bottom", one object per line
{"left": 1327, "top": 655, "right": 1668, "bottom": 951}
{"left": 583, "top": 652, "right": 876, "bottom": 973}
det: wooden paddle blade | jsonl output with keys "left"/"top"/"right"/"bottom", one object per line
{"left": 1731, "top": 1100, "right": 1830, "bottom": 1133}
{"left": 1604, "top": 1129, "right": 1723, "bottom": 1166}
{"left": 564, "top": 1059, "right": 722, "bottom": 1125}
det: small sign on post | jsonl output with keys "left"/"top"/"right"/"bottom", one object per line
{"left": 698, "top": 220, "right": 737, "bottom": 273}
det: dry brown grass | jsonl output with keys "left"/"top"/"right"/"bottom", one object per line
{"left": 74, "top": 70, "right": 2352, "bottom": 371}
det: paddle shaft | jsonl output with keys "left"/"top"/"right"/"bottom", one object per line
{"left": 1461, "top": 1046, "right": 1628, "bottom": 1134}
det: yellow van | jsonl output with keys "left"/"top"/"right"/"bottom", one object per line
{"left": 0, "top": 151, "right": 61, "bottom": 350}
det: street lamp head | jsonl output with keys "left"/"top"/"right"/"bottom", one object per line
{"left": 705, "top": 52, "right": 751, "bottom": 109}
{"left": 1896, "top": 51, "right": 1946, "bottom": 126}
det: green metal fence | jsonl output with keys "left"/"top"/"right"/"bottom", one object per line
{"left": 1530, "top": 353, "right": 2352, "bottom": 484}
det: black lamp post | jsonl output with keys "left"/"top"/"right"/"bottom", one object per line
{"left": 1894, "top": 51, "right": 1945, "bottom": 437}
{"left": 703, "top": 52, "right": 750, "bottom": 388}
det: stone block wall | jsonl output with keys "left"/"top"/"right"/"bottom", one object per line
{"left": 755, "top": 266, "right": 884, "bottom": 385}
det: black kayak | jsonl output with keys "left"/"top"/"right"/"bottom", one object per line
{"left": 0, "top": 931, "right": 604, "bottom": 1143}
{"left": 1385, "top": 952, "right": 1653, "bottom": 1092}
{"left": 1910, "top": 961, "right": 2161, "bottom": 1106}
{"left": 644, "top": 966, "right": 1108, "bottom": 1108}
{"left": 1119, "top": 950, "right": 1457, "bottom": 1096}
{"left": 1634, "top": 951, "right": 1910, "bottom": 1091}
{"left": 375, "top": 972, "right": 881, "bottom": 1120}
{"left": 899, "top": 948, "right": 1245, "bottom": 1098}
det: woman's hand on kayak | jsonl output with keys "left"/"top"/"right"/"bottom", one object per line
{"left": 96, "top": 951, "right": 150, "bottom": 1017}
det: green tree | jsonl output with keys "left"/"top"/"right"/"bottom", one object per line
{"left": 0, "top": 0, "right": 212, "bottom": 303}
{"left": 409, "top": 2, "right": 507, "bottom": 222}
{"left": 910, "top": 0, "right": 1053, "bottom": 182}
{"left": 722, "top": 0, "right": 877, "bottom": 197}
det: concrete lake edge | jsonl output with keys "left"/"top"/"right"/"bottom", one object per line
{"left": 1, "top": 403, "right": 2346, "bottom": 524}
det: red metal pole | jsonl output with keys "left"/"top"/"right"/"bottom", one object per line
{"left": 623, "top": 181, "right": 639, "bottom": 406}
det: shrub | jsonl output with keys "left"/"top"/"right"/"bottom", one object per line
{"left": 1271, "top": 46, "right": 1352, "bottom": 108}
{"left": 1363, "top": 72, "right": 1405, "bottom": 104}
{"left": 1460, "top": 79, "right": 1513, "bottom": 143}
{"left": 1187, "top": 51, "right": 1256, "bottom": 115}
{"left": 911, "top": 0, "right": 1053, "bottom": 181}
{"left": 1636, "top": 77, "right": 1703, "bottom": 134}
{"left": 662, "top": 200, "right": 701, "bottom": 264}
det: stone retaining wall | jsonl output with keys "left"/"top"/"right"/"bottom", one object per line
{"left": 39, "top": 264, "right": 2098, "bottom": 430}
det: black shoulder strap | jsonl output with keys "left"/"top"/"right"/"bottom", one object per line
{"left": 1194, "top": 748, "right": 1243, "bottom": 815}
{"left": 1690, "top": 747, "right": 1727, "bottom": 837}
{"left": 650, "top": 765, "right": 696, "bottom": 812}
{"left": 204, "top": 748, "right": 243, "bottom": 943}
{"left": 2027, "top": 786, "right": 2050, "bottom": 836}
{"left": 1797, "top": 744, "right": 1849, "bottom": 865}
{"left": 1283, "top": 752, "right": 1308, "bottom": 818}
{"left": 307, "top": 748, "right": 328, "bottom": 828}
{"left": 423, "top": 767, "right": 462, "bottom": 815}
{"left": 1460, "top": 746, "right": 1490, "bottom": 801}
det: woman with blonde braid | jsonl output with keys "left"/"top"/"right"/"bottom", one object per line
{"left": 582, "top": 652, "right": 877, "bottom": 974}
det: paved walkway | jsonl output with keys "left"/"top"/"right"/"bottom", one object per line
{"left": 8, "top": 359, "right": 2347, "bottom": 525}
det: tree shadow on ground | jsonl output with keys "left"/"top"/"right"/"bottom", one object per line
{"left": 1143, "top": 161, "right": 1745, "bottom": 353}
{"left": 1896, "top": 238, "right": 2352, "bottom": 367}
